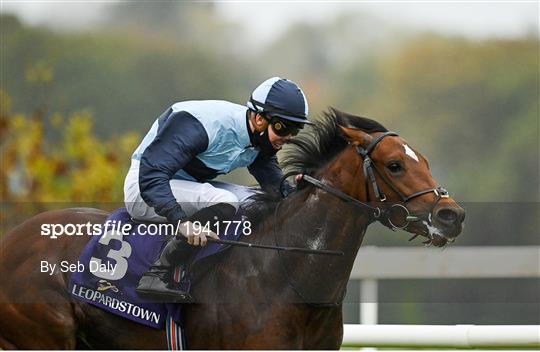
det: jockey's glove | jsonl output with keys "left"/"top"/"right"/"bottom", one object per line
{"left": 175, "top": 221, "right": 219, "bottom": 247}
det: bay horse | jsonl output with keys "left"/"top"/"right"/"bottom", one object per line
{"left": 0, "top": 109, "right": 465, "bottom": 349}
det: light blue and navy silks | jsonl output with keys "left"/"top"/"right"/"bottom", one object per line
{"left": 69, "top": 207, "right": 245, "bottom": 329}
{"left": 132, "top": 100, "right": 287, "bottom": 225}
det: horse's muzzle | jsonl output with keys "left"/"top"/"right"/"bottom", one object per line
{"left": 433, "top": 205, "right": 466, "bottom": 238}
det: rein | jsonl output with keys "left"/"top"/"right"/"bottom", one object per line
{"left": 207, "top": 237, "right": 342, "bottom": 256}
{"left": 301, "top": 174, "right": 382, "bottom": 218}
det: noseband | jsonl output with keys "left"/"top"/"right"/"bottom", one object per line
{"left": 300, "top": 132, "right": 449, "bottom": 231}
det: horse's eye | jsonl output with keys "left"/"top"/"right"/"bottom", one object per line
{"left": 386, "top": 161, "right": 403, "bottom": 173}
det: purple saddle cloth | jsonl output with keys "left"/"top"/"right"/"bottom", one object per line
{"left": 69, "top": 207, "right": 244, "bottom": 329}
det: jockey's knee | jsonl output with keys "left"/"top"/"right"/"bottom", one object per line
{"left": 125, "top": 198, "right": 144, "bottom": 220}
{"left": 203, "top": 185, "right": 239, "bottom": 210}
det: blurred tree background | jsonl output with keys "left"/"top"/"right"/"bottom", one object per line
{"left": 1, "top": 2, "right": 538, "bottom": 325}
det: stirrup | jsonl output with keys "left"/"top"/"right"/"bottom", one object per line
{"left": 136, "top": 275, "right": 193, "bottom": 303}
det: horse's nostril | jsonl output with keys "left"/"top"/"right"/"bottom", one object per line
{"left": 436, "top": 208, "right": 459, "bottom": 224}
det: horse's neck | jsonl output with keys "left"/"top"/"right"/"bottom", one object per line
{"left": 275, "top": 149, "right": 373, "bottom": 304}
{"left": 206, "top": 148, "right": 372, "bottom": 305}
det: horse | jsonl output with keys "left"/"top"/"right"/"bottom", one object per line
{"left": 0, "top": 109, "right": 465, "bottom": 349}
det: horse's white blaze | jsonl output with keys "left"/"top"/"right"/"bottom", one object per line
{"left": 404, "top": 144, "right": 419, "bottom": 162}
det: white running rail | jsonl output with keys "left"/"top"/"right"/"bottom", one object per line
{"left": 350, "top": 246, "right": 540, "bottom": 325}
{"left": 342, "top": 324, "right": 540, "bottom": 348}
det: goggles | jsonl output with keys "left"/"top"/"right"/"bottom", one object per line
{"left": 269, "top": 117, "right": 303, "bottom": 137}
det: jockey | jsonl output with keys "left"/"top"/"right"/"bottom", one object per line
{"left": 124, "top": 77, "right": 312, "bottom": 302}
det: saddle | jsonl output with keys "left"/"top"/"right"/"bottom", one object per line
{"left": 69, "top": 207, "right": 247, "bottom": 329}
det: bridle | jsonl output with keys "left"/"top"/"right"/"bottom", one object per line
{"left": 298, "top": 131, "right": 450, "bottom": 232}
{"left": 275, "top": 131, "right": 451, "bottom": 306}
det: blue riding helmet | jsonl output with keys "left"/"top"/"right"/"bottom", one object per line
{"left": 247, "top": 77, "right": 313, "bottom": 125}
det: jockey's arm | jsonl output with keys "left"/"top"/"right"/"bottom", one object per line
{"left": 248, "top": 154, "right": 293, "bottom": 195}
{"left": 138, "top": 112, "right": 209, "bottom": 224}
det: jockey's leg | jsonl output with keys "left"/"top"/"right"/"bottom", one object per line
{"left": 124, "top": 160, "right": 240, "bottom": 221}
{"left": 135, "top": 202, "right": 236, "bottom": 302}
{"left": 134, "top": 179, "right": 238, "bottom": 302}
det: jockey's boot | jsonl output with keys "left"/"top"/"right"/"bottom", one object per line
{"left": 135, "top": 235, "right": 192, "bottom": 303}
{"left": 136, "top": 203, "right": 236, "bottom": 303}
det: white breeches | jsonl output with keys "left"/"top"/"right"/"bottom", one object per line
{"left": 124, "top": 160, "right": 255, "bottom": 222}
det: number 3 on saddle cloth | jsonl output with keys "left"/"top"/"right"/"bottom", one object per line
{"left": 69, "top": 207, "right": 245, "bottom": 329}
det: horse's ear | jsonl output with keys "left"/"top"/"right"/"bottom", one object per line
{"left": 339, "top": 126, "right": 372, "bottom": 147}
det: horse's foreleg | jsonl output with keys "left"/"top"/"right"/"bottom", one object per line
{"left": 304, "top": 307, "right": 344, "bottom": 350}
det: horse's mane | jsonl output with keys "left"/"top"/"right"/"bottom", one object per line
{"left": 243, "top": 108, "right": 388, "bottom": 229}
